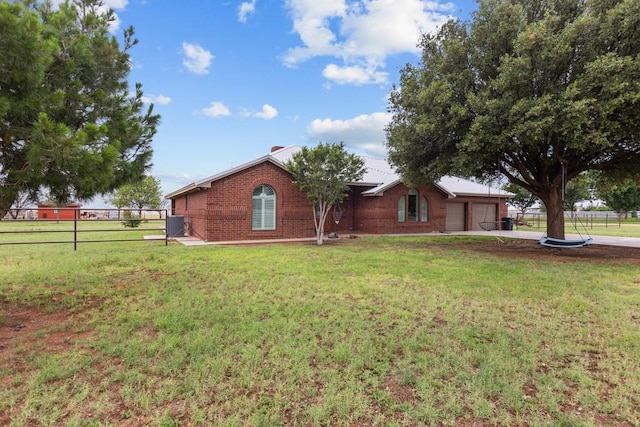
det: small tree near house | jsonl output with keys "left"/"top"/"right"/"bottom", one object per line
{"left": 286, "top": 143, "right": 365, "bottom": 246}
{"left": 110, "top": 175, "right": 162, "bottom": 225}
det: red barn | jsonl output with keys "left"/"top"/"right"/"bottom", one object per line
{"left": 37, "top": 203, "right": 81, "bottom": 220}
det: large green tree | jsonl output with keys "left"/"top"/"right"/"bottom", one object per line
{"left": 0, "top": 0, "right": 159, "bottom": 219}
{"left": 285, "top": 143, "right": 365, "bottom": 246}
{"left": 386, "top": 0, "right": 640, "bottom": 240}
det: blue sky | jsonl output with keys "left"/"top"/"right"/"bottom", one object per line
{"left": 99, "top": 0, "right": 477, "bottom": 195}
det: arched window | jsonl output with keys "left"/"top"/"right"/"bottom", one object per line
{"left": 398, "top": 190, "right": 429, "bottom": 223}
{"left": 421, "top": 196, "right": 428, "bottom": 222}
{"left": 252, "top": 185, "right": 276, "bottom": 230}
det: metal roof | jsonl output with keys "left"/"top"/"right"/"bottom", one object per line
{"left": 165, "top": 145, "right": 513, "bottom": 199}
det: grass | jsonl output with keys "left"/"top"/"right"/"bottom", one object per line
{"left": 579, "top": 223, "right": 640, "bottom": 238}
{"left": 1, "top": 235, "right": 640, "bottom": 426}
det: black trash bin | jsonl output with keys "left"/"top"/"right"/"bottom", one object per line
{"left": 501, "top": 217, "right": 513, "bottom": 231}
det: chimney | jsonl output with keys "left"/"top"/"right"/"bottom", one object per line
{"left": 271, "top": 145, "right": 285, "bottom": 153}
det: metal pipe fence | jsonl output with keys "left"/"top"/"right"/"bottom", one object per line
{"left": 514, "top": 211, "right": 633, "bottom": 229}
{"left": 0, "top": 208, "right": 169, "bottom": 250}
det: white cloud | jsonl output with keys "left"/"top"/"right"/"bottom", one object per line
{"left": 244, "top": 104, "right": 279, "bottom": 120}
{"left": 103, "top": 0, "right": 128, "bottom": 8}
{"left": 141, "top": 94, "right": 171, "bottom": 105}
{"left": 255, "top": 104, "right": 279, "bottom": 119}
{"left": 182, "top": 42, "right": 214, "bottom": 75}
{"left": 306, "top": 112, "right": 392, "bottom": 156}
{"left": 154, "top": 171, "right": 192, "bottom": 184}
{"left": 283, "top": 0, "right": 454, "bottom": 85}
{"left": 201, "top": 102, "right": 231, "bottom": 118}
{"left": 322, "top": 63, "right": 388, "bottom": 85}
{"left": 238, "top": 0, "right": 257, "bottom": 23}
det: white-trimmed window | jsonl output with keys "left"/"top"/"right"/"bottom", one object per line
{"left": 252, "top": 185, "right": 276, "bottom": 230}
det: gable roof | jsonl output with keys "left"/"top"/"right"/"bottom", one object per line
{"left": 165, "top": 145, "right": 513, "bottom": 199}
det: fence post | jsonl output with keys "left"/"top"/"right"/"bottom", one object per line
{"left": 74, "top": 214, "right": 78, "bottom": 251}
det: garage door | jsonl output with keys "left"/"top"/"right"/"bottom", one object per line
{"left": 472, "top": 203, "right": 497, "bottom": 231}
{"left": 446, "top": 203, "right": 465, "bottom": 231}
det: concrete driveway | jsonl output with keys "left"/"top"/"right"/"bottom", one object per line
{"left": 455, "top": 230, "right": 640, "bottom": 248}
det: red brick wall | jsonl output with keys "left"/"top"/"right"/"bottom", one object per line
{"left": 347, "top": 183, "right": 448, "bottom": 234}
{"left": 171, "top": 190, "right": 208, "bottom": 239}
{"left": 177, "top": 161, "right": 317, "bottom": 242}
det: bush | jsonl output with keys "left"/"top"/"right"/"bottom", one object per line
{"left": 122, "top": 211, "right": 142, "bottom": 228}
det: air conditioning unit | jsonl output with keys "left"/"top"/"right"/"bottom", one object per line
{"left": 167, "top": 215, "right": 184, "bottom": 237}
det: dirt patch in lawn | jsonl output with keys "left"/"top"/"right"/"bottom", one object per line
{"left": 457, "top": 239, "right": 640, "bottom": 264}
{"left": 0, "top": 302, "right": 94, "bottom": 372}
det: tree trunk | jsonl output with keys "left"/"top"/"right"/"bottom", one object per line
{"left": 314, "top": 202, "right": 331, "bottom": 246}
{"left": 312, "top": 204, "right": 323, "bottom": 245}
{"left": 316, "top": 226, "right": 324, "bottom": 245}
{"left": 0, "top": 187, "right": 19, "bottom": 221}
{"left": 539, "top": 186, "right": 566, "bottom": 240}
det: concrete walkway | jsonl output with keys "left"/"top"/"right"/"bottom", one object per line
{"left": 172, "top": 235, "right": 318, "bottom": 246}
{"left": 170, "top": 230, "right": 640, "bottom": 248}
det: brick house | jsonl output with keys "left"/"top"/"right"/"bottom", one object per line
{"left": 165, "top": 146, "right": 513, "bottom": 242}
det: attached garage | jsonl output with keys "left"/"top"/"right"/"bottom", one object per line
{"left": 446, "top": 202, "right": 466, "bottom": 231}
{"left": 472, "top": 203, "right": 498, "bottom": 231}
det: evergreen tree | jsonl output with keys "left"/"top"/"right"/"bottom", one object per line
{"left": 0, "top": 0, "right": 159, "bottom": 218}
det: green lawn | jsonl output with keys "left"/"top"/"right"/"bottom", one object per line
{"left": 1, "top": 235, "right": 639, "bottom": 426}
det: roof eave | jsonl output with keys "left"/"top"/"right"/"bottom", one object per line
{"left": 432, "top": 182, "right": 457, "bottom": 198}
{"left": 165, "top": 156, "right": 288, "bottom": 199}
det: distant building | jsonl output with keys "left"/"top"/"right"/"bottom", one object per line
{"left": 37, "top": 203, "right": 81, "bottom": 220}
